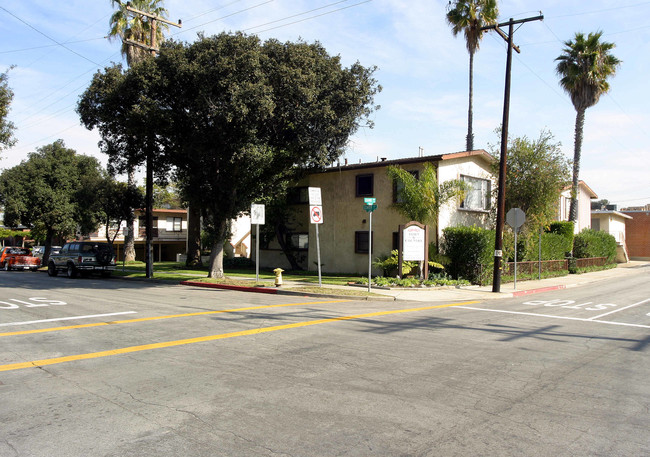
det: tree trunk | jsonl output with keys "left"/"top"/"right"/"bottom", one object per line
{"left": 43, "top": 229, "right": 54, "bottom": 266}
{"left": 569, "top": 108, "right": 585, "bottom": 224}
{"left": 186, "top": 205, "right": 202, "bottom": 267}
{"left": 123, "top": 167, "right": 136, "bottom": 262}
{"left": 275, "top": 222, "right": 303, "bottom": 270}
{"left": 208, "top": 217, "right": 228, "bottom": 279}
{"left": 466, "top": 50, "right": 475, "bottom": 152}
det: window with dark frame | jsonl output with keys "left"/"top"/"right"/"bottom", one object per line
{"left": 393, "top": 170, "right": 419, "bottom": 203}
{"left": 287, "top": 233, "right": 309, "bottom": 250}
{"left": 356, "top": 174, "right": 374, "bottom": 197}
{"left": 355, "top": 231, "right": 374, "bottom": 254}
{"left": 287, "top": 187, "right": 309, "bottom": 204}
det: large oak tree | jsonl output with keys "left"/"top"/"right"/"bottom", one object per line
{"left": 79, "top": 32, "right": 380, "bottom": 278}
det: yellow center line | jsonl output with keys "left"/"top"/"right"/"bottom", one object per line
{"left": 0, "top": 301, "right": 478, "bottom": 372}
{"left": 0, "top": 300, "right": 351, "bottom": 337}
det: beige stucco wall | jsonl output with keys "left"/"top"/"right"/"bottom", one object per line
{"left": 559, "top": 184, "right": 594, "bottom": 233}
{"left": 437, "top": 156, "right": 493, "bottom": 239}
{"left": 306, "top": 164, "right": 408, "bottom": 275}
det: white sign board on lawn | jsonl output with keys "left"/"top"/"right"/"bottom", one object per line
{"left": 402, "top": 225, "right": 426, "bottom": 261}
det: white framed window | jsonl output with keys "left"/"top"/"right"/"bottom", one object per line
{"left": 460, "top": 175, "right": 491, "bottom": 211}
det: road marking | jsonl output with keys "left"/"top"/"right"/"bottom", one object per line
{"left": 0, "top": 300, "right": 478, "bottom": 372}
{"left": 0, "top": 312, "right": 137, "bottom": 328}
{"left": 587, "top": 298, "right": 650, "bottom": 320}
{"left": 0, "top": 300, "right": 351, "bottom": 338}
{"left": 461, "top": 306, "right": 650, "bottom": 329}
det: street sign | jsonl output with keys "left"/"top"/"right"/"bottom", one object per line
{"left": 308, "top": 187, "right": 322, "bottom": 206}
{"left": 310, "top": 205, "right": 323, "bottom": 224}
{"left": 363, "top": 204, "right": 377, "bottom": 212}
{"left": 506, "top": 208, "right": 526, "bottom": 232}
{"left": 364, "top": 197, "right": 376, "bottom": 204}
{"left": 251, "top": 204, "right": 265, "bottom": 225}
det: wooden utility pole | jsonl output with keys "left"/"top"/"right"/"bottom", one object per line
{"left": 123, "top": 2, "right": 181, "bottom": 278}
{"left": 482, "top": 14, "right": 543, "bottom": 293}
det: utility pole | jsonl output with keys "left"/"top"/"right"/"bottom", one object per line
{"left": 483, "top": 14, "right": 543, "bottom": 293}
{"left": 123, "top": 2, "right": 181, "bottom": 278}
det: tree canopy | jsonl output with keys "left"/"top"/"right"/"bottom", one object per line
{"left": 0, "top": 68, "right": 16, "bottom": 152}
{"left": 489, "top": 129, "right": 571, "bottom": 228}
{"left": 0, "top": 140, "right": 105, "bottom": 262}
{"left": 78, "top": 32, "right": 381, "bottom": 277}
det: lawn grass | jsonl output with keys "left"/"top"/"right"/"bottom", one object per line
{"left": 116, "top": 261, "right": 362, "bottom": 285}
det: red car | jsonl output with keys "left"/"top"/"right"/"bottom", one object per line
{"left": 0, "top": 246, "right": 41, "bottom": 271}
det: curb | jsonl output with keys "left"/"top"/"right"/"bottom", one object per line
{"left": 179, "top": 280, "right": 395, "bottom": 301}
{"left": 512, "top": 285, "right": 566, "bottom": 297}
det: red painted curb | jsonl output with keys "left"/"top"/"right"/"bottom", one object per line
{"left": 512, "top": 285, "right": 566, "bottom": 297}
{"left": 180, "top": 281, "right": 278, "bottom": 294}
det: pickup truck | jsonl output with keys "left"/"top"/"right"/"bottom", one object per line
{"left": 47, "top": 241, "right": 116, "bottom": 278}
{"left": 0, "top": 247, "right": 41, "bottom": 271}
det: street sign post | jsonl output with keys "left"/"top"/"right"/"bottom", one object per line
{"left": 506, "top": 207, "right": 526, "bottom": 289}
{"left": 308, "top": 188, "right": 323, "bottom": 287}
{"left": 363, "top": 199, "right": 377, "bottom": 292}
{"left": 251, "top": 204, "right": 265, "bottom": 282}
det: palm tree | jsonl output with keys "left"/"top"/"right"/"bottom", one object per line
{"left": 108, "top": 0, "right": 169, "bottom": 66}
{"left": 555, "top": 31, "right": 621, "bottom": 223}
{"left": 107, "top": 0, "right": 169, "bottom": 262}
{"left": 387, "top": 163, "right": 468, "bottom": 225}
{"left": 446, "top": 0, "right": 499, "bottom": 152}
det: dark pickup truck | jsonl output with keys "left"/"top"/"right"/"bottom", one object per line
{"left": 47, "top": 241, "right": 116, "bottom": 278}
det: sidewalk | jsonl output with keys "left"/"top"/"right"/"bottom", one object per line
{"left": 362, "top": 261, "right": 649, "bottom": 302}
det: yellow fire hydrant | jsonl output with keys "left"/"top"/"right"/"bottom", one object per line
{"left": 273, "top": 268, "right": 284, "bottom": 287}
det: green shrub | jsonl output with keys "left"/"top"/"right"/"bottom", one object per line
{"left": 441, "top": 226, "right": 494, "bottom": 284}
{"left": 573, "top": 229, "right": 617, "bottom": 262}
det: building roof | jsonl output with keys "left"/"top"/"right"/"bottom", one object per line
{"left": 318, "top": 149, "right": 495, "bottom": 174}
{"left": 591, "top": 210, "right": 633, "bottom": 220}
{"left": 563, "top": 180, "right": 598, "bottom": 199}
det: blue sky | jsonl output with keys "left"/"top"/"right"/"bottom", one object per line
{"left": 1, "top": 0, "right": 649, "bottom": 207}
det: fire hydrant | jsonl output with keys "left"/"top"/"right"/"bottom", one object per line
{"left": 273, "top": 268, "right": 284, "bottom": 287}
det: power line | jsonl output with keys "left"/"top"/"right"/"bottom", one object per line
{"left": 243, "top": 0, "right": 354, "bottom": 32}
{"left": 251, "top": 0, "right": 372, "bottom": 34}
{"left": 173, "top": 1, "right": 274, "bottom": 36}
{"left": 0, "top": 6, "right": 102, "bottom": 66}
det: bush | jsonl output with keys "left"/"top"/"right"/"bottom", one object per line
{"left": 573, "top": 229, "right": 617, "bottom": 263}
{"left": 441, "top": 226, "right": 494, "bottom": 284}
{"left": 223, "top": 257, "right": 254, "bottom": 268}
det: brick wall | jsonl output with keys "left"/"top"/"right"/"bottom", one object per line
{"left": 623, "top": 211, "right": 650, "bottom": 259}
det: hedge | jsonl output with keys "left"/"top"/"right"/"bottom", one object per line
{"left": 441, "top": 226, "right": 494, "bottom": 284}
{"left": 573, "top": 229, "right": 617, "bottom": 263}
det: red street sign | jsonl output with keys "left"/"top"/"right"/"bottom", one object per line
{"left": 310, "top": 205, "right": 323, "bottom": 224}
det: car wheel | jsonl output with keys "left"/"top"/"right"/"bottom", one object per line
{"left": 100, "top": 271, "right": 112, "bottom": 278}
{"left": 47, "top": 262, "right": 58, "bottom": 277}
{"left": 3, "top": 262, "right": 9, "bottom": 271}
{"left": 66, "top": 264, "right": 77, "bottom": 279}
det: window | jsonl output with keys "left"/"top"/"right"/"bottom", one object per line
{"left": 172, "top": 217, "right": 182, "bottom": 232}
{"left": 460, "top": 175, "right": 491, "bottom": 211}
{"left": 356, "top": 174, "right": 374, "bottom": 197}
{"left": 288, "top": 233, "right": 309, "bottom": 250}
{"left": 287, "top": 187, "right": 309, "bottom": 204}
{"left": 355, "top": 231, "right": 374, "bottom": 254}
{"left": 393, "top": 170, "right": 419, "bottom": 203}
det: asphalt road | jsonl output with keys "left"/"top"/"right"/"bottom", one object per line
{"left": 1, "top": 269, "right": 649, "bottom": 456}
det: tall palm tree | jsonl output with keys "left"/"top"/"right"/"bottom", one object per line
{"left": 108, "top": 0, "right": 169, "bottom": 66}
{"left": 107, "top": 0, "right": 169, "bottom": 262}
{"left": 555, "top": 31, "right": 621, "bottom": 223}
{"left": 446, "top": 0, "right": 499, "bottom": 152}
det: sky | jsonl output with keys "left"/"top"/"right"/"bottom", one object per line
{"left": 1, "top": 0, "right": 649, "bottom": 208}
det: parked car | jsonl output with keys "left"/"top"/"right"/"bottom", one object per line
{"left": 33, "top": 246, "right": 62, "bottom": 258}
{"left": 0, "top": 246, "right": 41, "bottom": 271}
{"left": 47, "top": 242, "right": 116, "bottom": 278}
